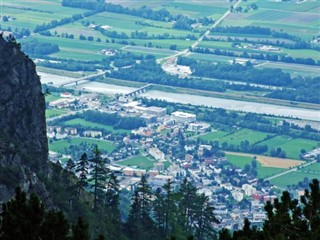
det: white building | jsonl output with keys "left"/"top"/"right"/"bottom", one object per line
{"left": 242, "top": 184, "right": 256, "bottom": 196}
{"left": 146, "top": 106, "right": 166, "bottom": 117}
{"left": 149, "top": 147, "right": 165, "bottom": 161}
{"left": 171, "top": 111, "right": 196, "bottom": 123}
{"left": 231, "top": 190, "right": 244, "bottom": 202}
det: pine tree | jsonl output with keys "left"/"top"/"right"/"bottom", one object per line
{"left": 0, "top": 188, "right": 70, "bottom": 240}
{"left": 126, "top": 175, "right": 155, "bottom": 239}
{"left": 193, "top": 193, "right": 218, "bottom": 240}
{"left": 176, "top": 178, "right": 197, "bottom": 234}
{"left": 301, "top": 178, "right": 320, "bottom": 239}
{"left": 0, "top": 188, "right": 45, "bottom": 240}
{"left": 75, "top": 153, "right": 89, "bottom": 199}
{"left": 40, "top": 210, "right": 70, "bottom": 240}
{"left": 89, "top": 145, "right": 109, "bottom": 211}
{"left": 105, "top": 172, "right": 120, "bottom": 220}
{"left": 71, "top": 217, "right": 89, "bottom": 240}
{"left": 153, "top": 179, "right": 178, "bottom": 238}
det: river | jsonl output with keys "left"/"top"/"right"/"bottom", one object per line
{"left": 140, "top": 91, "right": 320, "bottom": 122}
{"left": 39, "top": 73, "right": 319, "bottom": 122}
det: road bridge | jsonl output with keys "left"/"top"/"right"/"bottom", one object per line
{"left": 58, "top": 71, "right": 107, "bottom": 88}
{"left": 125, "top": 83, "right": 153, "bottom": 97}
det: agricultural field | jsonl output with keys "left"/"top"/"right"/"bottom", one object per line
{"left": 299, "top": 163, "right": 320, "bottom": 174}
{"left": 270, "top": 171, "right": 320, "bottom": 188}
{"left": 225, "top": 151, "right": 304, "bottom": 169}
{"left": 49, "top": 137, "right": 116, "bottom": 153}
{"left": 63, "top": 118, "right": 130, "bottom": 134}
{"left": 0, "top": 0, "right": 87, "bottom": 31}
{"left": 225, "top": 153, "right": 286, "bottom": 179}
{"left": 199, "top": 130, "right": 229, "bottom": 142}
{"left": 257, "top": 136, "right": 320, "bottom": 159}
{"left": 216, "top": 129, "right": 271, "bottom": 146}
{"left": 223, "top": 0, "right": 320, "bottom": 39}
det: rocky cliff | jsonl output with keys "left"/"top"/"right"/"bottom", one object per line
{"left": 0, "top": 35, "right": 50, "bottom": 204}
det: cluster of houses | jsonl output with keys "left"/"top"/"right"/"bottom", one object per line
{"left": 47, "top": 95, "right": 317, "bottom": 231}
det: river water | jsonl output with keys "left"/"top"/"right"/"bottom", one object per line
{"left": 39, "top": 72, "right": 320, "bottom": 122}
{"left": 140, "top": 91, "right": 320, "bottom": 122}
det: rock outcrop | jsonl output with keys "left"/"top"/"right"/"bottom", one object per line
{"left": 0, "top": 35, "right": 50, "bottom": 204}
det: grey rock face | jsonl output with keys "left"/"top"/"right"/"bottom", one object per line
{"left": 0, "top": 35, "right": 50, "bottom": 205}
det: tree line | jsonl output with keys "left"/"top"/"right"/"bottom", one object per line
{"left": 21, "top": 39, "right": 60, "bottom": 55}
{"left": 34, "top": 10, "right": 99, "bottom": 33}
{"left": 108, "top": 56, "right": 267, "bottom": 93}
{"left": 62, "top": 0, "right": 213, "bottom": 30}
{"left": 1, "top": 149, "right": 319, "bottom": 240}
{"left": 192, "top": 46, "right": 319, "bottom": 66}
{"left": 177, "top": 57, "right": 292, "bottom": 87}
{"left": 211, "top": 26, "right": 319, "bottom": 50}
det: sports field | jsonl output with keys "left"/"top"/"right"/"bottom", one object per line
{"left": 117, "top": 156, "right": 156, "bottom": 170}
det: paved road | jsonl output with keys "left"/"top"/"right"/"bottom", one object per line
{"left": 157, "top": 0, "right": 242, "bottom": 64}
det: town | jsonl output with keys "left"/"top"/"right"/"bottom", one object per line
{"left": 46, "top": 89, "right": 320, "bottom": 231}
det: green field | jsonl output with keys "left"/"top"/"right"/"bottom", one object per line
{"left": 49, "top": 138, "right": 115, "bottom": 153}
{"left": 117, "top": 156, "right": 156, "bottom": 170}
{"left": 63, "top": 118, "right": 130, "bottom": 134}
{"left": 199, "top": 130, "right": 228, "bottom": 142}
{"left": 300, "top": 163, "right": 320, "bottom": 174}
{"left": 270, "top": 171, "right": 320, "bottom": 188}
{"left": 46, "top": 109, "right": 66, "bottom": 118}
{"left": 223, "top": 0, "right": 320, "bottom": 39}
{"left": 217, "top": 129, "right": 271, "bottom": 146}
{"left": 45, "top": 94, "right": 61, "bottom": 103}
{"left": 226, "top": 154, "right": 284, "bottom": 179}
{"left": 0, "top": 0, "right": 87, "bottom": 31}
{"left": 258, "top": 136, "right": 320, "bottom": 159}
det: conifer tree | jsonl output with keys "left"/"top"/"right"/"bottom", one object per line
{"left": 193, "top": 193, "right": 218, "bottom": 240}
{"left": 89, "top": 145, "right": 109, "bottom": 211}
{"left": 176, "top": 178, "right": 197, "bottom": 234}
{"left": 71, "top": 217, "right": 89, "bottom": 240}
{"left": 0, "top": 188, "right": 70, "bottom": 240}
{"left": 40, "top": 210, "right": 70, "bottom": 240}
{"left": 105, "top": 172, "right": 120, "bottom": 220}
{"left": 75, "top": 153, "right": 89, "bottom": 199}
{"left": 126, "top": 175, "right": 155, "bottom": 239}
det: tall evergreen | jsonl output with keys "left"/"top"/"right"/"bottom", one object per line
{"left": 176, "top": 178, "right": 197, "bottom": 234}
{"left": 75, "top": 153, "right": 89, "bottom": 199}
{"left": 0, "top": 188, "right": 70, "bottom": 240}
{"left": 105, "top": 173, "right": 120, "bottom": 220}
{"left": 193, "top": 193, "right": 218, "bottom": 240}
{"left": 89, "top": 145, "right": 109, "bottom": 211}
{"left": 71, "top": 217, "right": 89, "bottom": 240}
{"left": 126, "top": 175, "right": 155, "bottom": 239}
